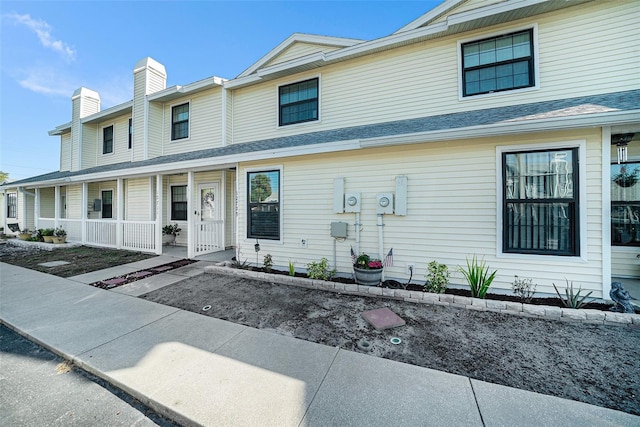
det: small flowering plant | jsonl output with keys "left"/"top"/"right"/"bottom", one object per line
{"left": 355, "top": 253, "right": 383, "bottom": 270}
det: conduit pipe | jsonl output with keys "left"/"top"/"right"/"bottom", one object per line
{"left": 354, "top": 212, "right": 361, "bottom": 255}
{"left": 377, "top": 213, "right": 384, "bottom": 280}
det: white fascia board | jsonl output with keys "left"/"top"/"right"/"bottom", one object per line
{"left": 394, "top": 0, "right": 466, "bottom": 33}
{"left": 237, "top": 33, "right": 363, "bottom": 78}
{"left": 361, "top": 110, "right": 640, "bottom": 148}
{"left": 81, "top": 101, "right": 133, "bottom": 125}
{"left": 224, "top": 74, "right": 263, "bottom": 89}
{"left": 148, "top": 76, "right": 225, "bottom": 102}
{"left": 256, "top": 52, "right": 326, "bottom": 78}
{"left": 447, "top": 0, "right": 548, "bottom": 26}
{"left": 48, "top": 122, "right": 72, "bottom": 136}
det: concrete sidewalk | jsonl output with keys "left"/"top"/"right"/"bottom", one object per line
{"left": 1, "top": 262, "right": 638, "bottom": 427}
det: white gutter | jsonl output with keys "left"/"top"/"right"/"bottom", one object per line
{"left": 18, "top": 187, "right": 35, "bottom": 197}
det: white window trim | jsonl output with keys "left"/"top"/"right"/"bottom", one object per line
{"left": 457, "top": 24, "right": 540, "bottom": 101}
{"left": 6, "top": 192, "right": 17, "bottom": 218}
{"left": 244, "top": 165, "right": 283, "bottom": 244}
{"left": 276, "top": 74, "right": 321, "bottom": 129}
{"left": 100, "top": 188, "right": 115, "bottom": 220}
{"left": 495, "top": 139, "right": 587, "bottom": 262}
{"left": 170, "top": 100, "right": 191, "bottom": 142}
{"left": 169, "top": 183, "right": 188, "bottom": 222}
{"left": 100, "top": 123, "right": 116, "bottom": 157}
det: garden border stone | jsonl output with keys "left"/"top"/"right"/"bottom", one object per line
{"left": 204, "top": 265, "right": 640, "bottom": 326}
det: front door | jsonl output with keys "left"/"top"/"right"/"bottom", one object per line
{"left": 194, "top": 182, "right": 223, "bottom": 255}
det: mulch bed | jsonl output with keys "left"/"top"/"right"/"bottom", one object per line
{"left": 91, "top": 259, "right": 197, "bottom": 289}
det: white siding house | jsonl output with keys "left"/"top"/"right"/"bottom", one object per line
{"left": 2, "top": 0, "right": 639, "bottom": 299}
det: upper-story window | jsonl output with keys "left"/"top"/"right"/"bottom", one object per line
{"left": 279, "top": 78, "right": 318, "bottom": 126}
{"left": 462, "top": 29, "right": 534, "bottom": 97}
{"left": 103, "top": 125, "right": 114, "bottom": 154}
{"left": 7, "top": 192, "right": 17, "bottom": 218}
{"left": 171, "top": 103, "right": 189, "bottom": 140}
{"left": 128, "top": 118, "right": 132, "bottom": 149}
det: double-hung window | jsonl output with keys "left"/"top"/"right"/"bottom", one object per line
{"left": 247, "top": 170, "right": 280, "bottom": 240}
{"left": 103, "top": 125, "right": 114, "bottom": 154}
{"left": 462, "top": 29, "right": 534, "bottom": 97}
{"left": 279, "top": 78, "right": 318, "bottom": 126}
{"left": 101, "top": 190, "right": 113, "bottom": 219}
{"left": 171, "top": 185, "right": 187, "bottom": 221}
{"left": 503, "top": 147, "right": 579, "bottom": 256}
{"left": 611, "top": 161, "right": 640, "bottom": 247}
{"left": 171, "top": 103, "right": 189, "bottom": 140}
{"left": 7, "top": 193, "right": 17, "bottom": 218}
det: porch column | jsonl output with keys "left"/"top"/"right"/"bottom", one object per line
{"left": 82, "top": 182, "right": 88, "bottom": 244}
{"left": 187, "top": 171, "right": 194, "bottom": 259}
{"left": 54, "top": 186, "right": 60, "bottom": 229}
{"left": 116, "top": 178, "right": 124, "bottom": 249}
{"left": 34, "top": 188, "right": 40, "bottom": 230}
{"left": 155, "top": 174, "right": 162, "bottom": 255}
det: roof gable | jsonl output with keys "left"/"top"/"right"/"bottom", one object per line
{"left": 237, "top": 33, "right": 363, "bottom": 78}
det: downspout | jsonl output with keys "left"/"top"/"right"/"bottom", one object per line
{"left": 377, "top": 213, "right": 384, "bottom": 280}
{"left": 221, "top": 85, "right": 227, "bottom": 146}
{"left": 354, "top": 212, "right": 361, "bottom": 256}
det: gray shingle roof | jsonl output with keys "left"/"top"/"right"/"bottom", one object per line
{"left": 10, "top": 89, "right": 639, "bottom": 186}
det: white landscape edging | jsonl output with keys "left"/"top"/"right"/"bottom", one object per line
{"left": 205, "top": 265, "right": 640, "bottom": 326}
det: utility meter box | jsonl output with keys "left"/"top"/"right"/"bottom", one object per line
{"left": 330, "top": 222, "right": 348, "bottom": 238}
{"left": 376, "top": 193, "right": 394, "bottom": 214}
{"left": 344, "top": 192, "right": 361, "bottom": 213}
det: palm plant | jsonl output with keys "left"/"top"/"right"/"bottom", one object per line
{"left": 459, "top": 255, "right": 497, "bottom": 298}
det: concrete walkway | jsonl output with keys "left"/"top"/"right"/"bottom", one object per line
{"left": 1, "top": 261, "right": 638, "bottom": 427}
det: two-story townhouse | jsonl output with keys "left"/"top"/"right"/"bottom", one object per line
{"left": 3, "top": 0, "right": 639, "bottom": 299}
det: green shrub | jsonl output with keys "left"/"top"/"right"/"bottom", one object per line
{"left": 553, "top": 279, "right": 593, "bottom": 309}
{"left": 424, "top": 261, "right": 449, "bottom": 293}
{"left": 459, "top": 255, "right": 497, "bottom": 299}
{"left": 306, "top": 258, "right": 335, "bottom": 280}
{"left": 263, "top": 254, "right": 273, "bottom": 272}
{"left": 288, "top": 260, "right": 295, "bottom": 276}
{"left": 512, "top": 275, "right": 537, "bottom": 303}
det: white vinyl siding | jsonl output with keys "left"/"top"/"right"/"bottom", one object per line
{"left": 231, "top": 1, "right": 637, "bottom": 145}
{"left": 612, "top": 248, "right": 640, "bottom": 278}
{"left": 264, "top": 42, "right": 342, "bottom": 68}
{"left": 237, "top": 128, "right": 606, "bottom": 297}
{"left": 66, "top": 185, "right": 82, "bottom": 220}
{"left": 60, "top": 133, "right": 72, "bottom": 172}
{"left": 148, "top": 102, "right": 163, "bottom": 158}
{"left": 125, "top": 178, "right": 152, "bottom": 221}
{"left": 131, "top": 70, "right": 147, "bottom": 162}
{"left": 95, "top": 115, "right": 133, "bottom": 166}
{"left": 39, "top": 188, "right": 55, "bottom": 218}
{"left": 162, "top": 88, "right": 223, "bottom": 155}
{"left": 81, "top": 124, "right": 97, "bottom": 169}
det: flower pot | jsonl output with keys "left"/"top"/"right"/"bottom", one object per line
{"left": 163, "top": 234, "right": 176, "bottom": 246}
{"left": 353, "top": 267, "right": 383, "bottom": 286}
{"left": 43, "top": 235, "right": 54, "bottom": 243}
{"left": 18, "top": 233, "right": 31, "bottom": 241}
{"left": 52, "top": 236, "right": 67, "bottom": 244}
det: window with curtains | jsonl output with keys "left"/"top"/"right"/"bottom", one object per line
{"left": 462, "top": 29, "right": 534, "bottom": 97}
{"left": 503, "top": 148, "right": 579, "bottom": 255}
{"left": 102, "top": 125, "right": 113, "bottom": 154}
{"left": 611, "top": 162, "right": 640, "bottom": 247}
{"left": 7, "top": 192, "right": 17, "bottom": 218}
{"left": 101, "top": 190, "right": 113, "bottom": 219}
{"left": 171, "top": 185, "right": 187, "bottom": 221}
{"left": 171, "top": 103, "right": 189, "bottom": 140}
{"left": 279, "top": 78, "right": 318, "bottom": 126}
{"left": 247, "top": 170, "right": 280, "bottom": 240}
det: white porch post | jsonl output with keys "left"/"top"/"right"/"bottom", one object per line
{"left": 34, "top": 188, "right": 40, "bottom": 230}
{"left": 155, "top": 174, "right": 162, "bottom": 255}
{"left": 54, "top": 186, "right": 60, "bottom": 229}
{"left": 187, "top": 171, "right": 194, "bottom": 259}
{"left": 602, "top": 127, "right": 612, "bottom": 299}
{"left": 116, "top": 178, "right": 124, "bottom": 249}
{"left": 82, "top": 182, "right": 88, "bottom": 244}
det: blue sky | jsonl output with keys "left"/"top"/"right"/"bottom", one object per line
{"left": 1, "top": 1, "right": 440, "bottom": 181}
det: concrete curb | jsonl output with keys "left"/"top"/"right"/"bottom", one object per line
{"left": 204, "top": 265, "right": 640, "bottom": 326}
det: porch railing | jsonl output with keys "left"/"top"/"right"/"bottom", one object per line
{"left": 194, "top": 220, "right": 224, "bottom": 255}
{"left": 122, "top": 221, "right": 156, "bottom": 252}
{"left": 86, "top": 220, "right": 117, "bottom": 248}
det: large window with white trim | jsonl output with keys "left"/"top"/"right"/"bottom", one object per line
{"left": 279, "top": 78, "right": 318, "bottom": 126}
{"left": 171, "top": 103, "right": 189, "bottom": 140}
{"left": 171, "top": 185, "right": 187, "bottom": 221}
{"left": 611, "top": 161, "right": 640, "bottom": 247}
{"left": 462, "top": 29, "right": 534, "bottom": 97}
{"left": 7, "top": 192, "right": 17, "bottom": 218}
{"left": 101, "top": 190, "right": 113, "bottom": 219}
{"left": 247, "top": 170, "right": 280, "bottom": 240}
{"left": 103, "top": 125, "right": 114, "bottom": 154}
{"left": 503, "top": 147, "right": 579, "bottom": 255}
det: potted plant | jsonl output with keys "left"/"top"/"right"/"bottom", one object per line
{"left": 42, "top": 228, "right": 55, "bottom": 243}
{"left": 353, "top": 253, "right": 383, "bottom": 286}
{"left": 162, "top": 223, "right": 181, "bottom": 245}
{"left": 18, "top": 229, "right": 32, "bottom": 240}
{"left": 52, "top": 226, "right": 67, "bottom": 244}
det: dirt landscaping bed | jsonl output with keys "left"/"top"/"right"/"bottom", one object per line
{"left": 140, "top": 271, "right": 640, "bottom": 416}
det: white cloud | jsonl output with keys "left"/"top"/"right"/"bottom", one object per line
{"left": 5, "top": 13, "right": 76, "bottom": 60}
{"left": 17, "top": 67, "right": 76, "bottom": 97}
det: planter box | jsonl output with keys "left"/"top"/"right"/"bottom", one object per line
{"left": 353, "top": 267, "right": 383, "bottom": 286}
{"left": 52, "top": 236, "right": 67, "bottom": 244}
{"left": 43, "top": 235, "right": 54, "bottom": 243}
{"left": 163, "top": 235, "right": 176, "bottom": 246}
{"left": 18, "top": 233, "right": 31, "bottom": 241}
